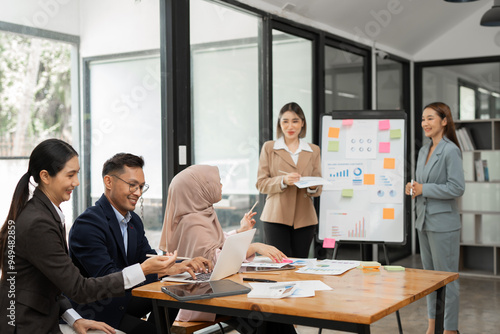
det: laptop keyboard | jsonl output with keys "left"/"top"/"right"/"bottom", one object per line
{"left": 185, "top": 272, "right": 211, "bottom": 281}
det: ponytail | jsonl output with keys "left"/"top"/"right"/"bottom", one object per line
{"left": 0, "top": 172, "right": 32, "bottom": 278}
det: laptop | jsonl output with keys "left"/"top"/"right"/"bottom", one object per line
{"left": 161, "top": 228, "right": 256, "bottom": 283}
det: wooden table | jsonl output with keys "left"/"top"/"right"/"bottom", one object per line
{"left": 132, "top": 268, "right": 458, "bottom": 334}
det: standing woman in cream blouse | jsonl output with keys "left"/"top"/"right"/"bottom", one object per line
{"left": 256, "top": 102, "right": 322, "bottom": 258}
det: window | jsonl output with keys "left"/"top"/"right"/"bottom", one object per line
{"left": 272, "top": 30, "right": 313, "bottom": 142}
{"left": 0, "top": 30, "right": 76, "bottom": 225}
{"left": 86, "top": 54, "right": 162, "bottom": 245}
{"left": 325, "top": 45, "right": 366, "bottom": 111}
{"left": 190, "top": 0, "right": 260, "bottom": 234}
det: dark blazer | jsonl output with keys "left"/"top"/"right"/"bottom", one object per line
{"left": 0, "top": 189, "right": 124, "bottom": 334}
{"left": 415, "top": 137, "right": 465, "bottom": 232}
{"left": 68, "top": 194, "right": 156, "bottom": 328}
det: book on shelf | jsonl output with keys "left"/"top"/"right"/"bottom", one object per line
{"left": 462, "top": 127, "right": 476, "bottom": 151}
{"left": 456, "top": 128, "right": 466, "bottom": 151}
{"left": 474, "top": 159, "right": 489, "bottom": 182}
{"left": 483, "top": 160, "right": 489, "bottom": 182}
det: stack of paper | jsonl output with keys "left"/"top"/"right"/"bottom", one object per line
{"left": 247, "top": 280, "right": 331, "bottom": 299}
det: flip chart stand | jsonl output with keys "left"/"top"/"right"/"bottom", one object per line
{"left": 331, "top": 240, "right": 404, "bottom": 334}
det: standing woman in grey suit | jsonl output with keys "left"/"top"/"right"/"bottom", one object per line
{"left": 405, "top": 102, "right": 465, "bottom": 334}
{"left": 0, "top": 139, "right": 178, "bottom": 334}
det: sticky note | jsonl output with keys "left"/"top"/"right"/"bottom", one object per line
{"left": 363, "top": 174, "right": 375, "bottom": 185}
{"left": 323, "top": 238, "right": 336, "bottom": 248}
{"left": 390, "top": 129, "right": 401, "bottom": 139}
{"left": 379, "top": 142, "right": 390, "bottom": 153}
{"left": 384, "top": 158, "right": 395, "bottom": 169}
{"left": 384, "top": 265, "right": 405, "bottom": 271}
{"left": 281, "top": 258, "right": 293, "bottom": 263}
{"left": 328, "top": 127, "right": 340, "bottom": 138}
{"left": 383, "top": 208, "right": 395, "bottom": 220}
{"left": 341, "top": 189, "right": 353, "bottom": 197}
{"left": 379, "top": 120, "right": 390, "bottom": 130}
{"left": 360, "top": 261, "right": 381, "bottom": 269}
{"left": 328, "top": 141, "right": 339, "bottom": 152}
{"left": 342, "top": 119, "right": 353, "bottom": 126}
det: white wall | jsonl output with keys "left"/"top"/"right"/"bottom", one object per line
{"left": 0, "top": 0, "right": 80, "bottom": 36}
{"left": 79, "top": 0, "right": 160, "bottom": 57}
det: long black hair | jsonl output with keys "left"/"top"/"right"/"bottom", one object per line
{"left": 0, "top": 139, "right": 78, "bottom": 278}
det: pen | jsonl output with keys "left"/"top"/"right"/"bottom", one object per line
{"left": 410, "top": 179, "right": 414, "bottom": 196}
{"left": 146, "top": 254, "right": 191, "bottom": 260}
{"left": 247, "top": 200, "right": 259, "bottom": 215}
{"left": 243, "top": 278, "right": 277, "bottom": 283}
{"left": 278, "top": 170, "right": 288, "bottom": 174}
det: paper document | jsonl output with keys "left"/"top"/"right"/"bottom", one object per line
{"left": 241, "top": 262, "right": 288, "bottom": 268}
{"left": 294, "top": 177, "right": 331, "bottom": 188}
{"left": 296, "top": 260, "right": 360, "bottom": 275}
{"left": 247, "top": 280, "right": 331, "bottom": 299}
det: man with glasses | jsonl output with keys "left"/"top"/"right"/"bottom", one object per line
{"left": 68, "top": 153, "right": 210, "bottom": 334}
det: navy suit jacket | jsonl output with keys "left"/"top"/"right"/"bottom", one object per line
{"left": 68, "top": 194, "right": 156, "bottom": 328}
{"left": 415, "top": 137, "right": 465, "bottom": 232}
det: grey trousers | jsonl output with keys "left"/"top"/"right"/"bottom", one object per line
{"left": 417, "top": 228, "right": 460, "bottom": 331}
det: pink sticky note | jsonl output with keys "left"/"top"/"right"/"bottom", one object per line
{"left": 281, "top": 258, "right": 293, "bottom": 263}
{"left": 342, "top": 119, "right": 353, "bottom": 126}
{"left": 323, "top": 238, "right": 336, "bottom": 248}
{"left": 379, "top": 120, "right": 390, "bottom": 130}
{"left": 379, "top": 142, "right": 390, "bottom": 153}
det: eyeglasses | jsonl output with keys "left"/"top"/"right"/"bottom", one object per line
{"left": 111, "top": 175, "right": 149, "bottom": 194}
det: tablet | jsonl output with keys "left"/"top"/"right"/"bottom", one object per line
{"left": 161, "top": 280, "right": 251, "bottom": 301}
{"left": 238, "top": 264, "right": 296, "bottom": 273}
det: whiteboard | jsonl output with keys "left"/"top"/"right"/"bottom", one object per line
{"left": 318, "top": 111, "right": 407, "bottom": 244}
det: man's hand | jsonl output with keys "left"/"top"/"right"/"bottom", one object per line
{"left": 160, "top": 257, "right": 213, "bottom": 279}
{"left": 140, "top": 250, "right": 177, "bottom": 276}
{"left": 73, "top": 319, "right": 116, "bottom": 334}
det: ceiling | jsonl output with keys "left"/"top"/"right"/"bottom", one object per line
{"left": 239, "top": 0, "right": 499, "bottom": 91}
{"left": 242, "top": 0, "right": 493, "bottom": 57}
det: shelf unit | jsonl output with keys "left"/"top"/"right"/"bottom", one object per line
{"left": 455, "top": 119, "right": 500, "bottom": 277}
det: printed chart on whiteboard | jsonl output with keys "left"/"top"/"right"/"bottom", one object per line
{"left": 318, "top": 111, "right": 407, "bottom": 244}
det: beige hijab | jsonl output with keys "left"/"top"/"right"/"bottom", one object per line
{"left": 159, "top": 165, "right": 225, "bottom": 262}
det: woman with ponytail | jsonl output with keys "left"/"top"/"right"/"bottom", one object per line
{"left": 0, "top": 139, "right": 178, "bottom": 334}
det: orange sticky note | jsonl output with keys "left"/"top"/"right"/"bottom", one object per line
{"left": 364, "top": 174, "right": 375, "bottom": 185}
{"left": 323, "top": 238, "right": 336, "bottom": 248}
{"left": 383, "top": 208, "right": 395, "bottom": 220}
{"left": 328, "top": 127, "right": 340, "bottom": 138}
{"left": 342, "top": 119, "right": 353, "bottom": 126}
{"left": 379, "top": 120, "right": 390, "bottom": 130}
{"left": 384, "top": 158, "right": 395, "bottom": 169}
{"left": 379, "top": 142, "right": 390, "bottom": 153}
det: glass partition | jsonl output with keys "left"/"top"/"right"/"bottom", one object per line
{"left": 377, "top": 57, "right": 403, "bottom": 110}
{"left": 191, "top": 0, "right": 260, "bottom": 235}
{"left": 272, "top": 31, "right": 313, "bottom": 142}
{"left": 87, "top": 54, "right": 162, "bottom": 246}
{"left": 325, "top": 45, "right": 365, "bottom": 111}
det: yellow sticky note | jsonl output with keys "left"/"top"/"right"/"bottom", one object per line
{"left": 341, "top": 189, "right": 353, "bottom": 197}
{"left": 328, "top": 141, "right": 339, "bottom": 152}
{"left": 328, "top": 127, "right": 340, "bottom": 138}
{"left": 390, "top": 129, "right": 401, "bottom": 139}
{"left": 384, "top": 158, "right": 395, "bottom": 169}
{"left": 383, "top": 208, "right": 395, "bottom": 220}
{"left": 363, "top": 174, "right": 375, "bottom": 185}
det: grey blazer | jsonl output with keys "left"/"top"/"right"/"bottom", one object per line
{"left": 415, "top": 137, "right": 465, "bottom": 232}
{"left": 0, "top": 188, "right": 124, "bottom": 334}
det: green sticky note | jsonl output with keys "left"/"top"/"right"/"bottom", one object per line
{"left": 328, "top": 141, "right": 339, "bottom": 152}
{"left": 341, "top": 189, "right": 353, "bottom": 197}
{"left": 390, "top": 129, "right": 401, "bottom": 139}
{"left": 384, "top": 265, "right": 405, "bottom": 271}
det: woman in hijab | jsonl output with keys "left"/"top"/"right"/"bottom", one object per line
{"left": 159, "top": 165, "right": 297, "bottom": 334}
{"left": 160, "top": 164, "right": 286, "bottom": 264}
